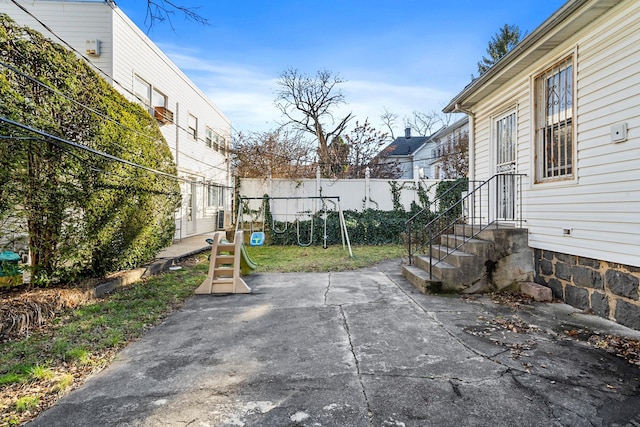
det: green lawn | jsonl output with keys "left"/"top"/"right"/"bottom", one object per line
{"left": 246, "top": 244, "right": 405, "bottom": 273}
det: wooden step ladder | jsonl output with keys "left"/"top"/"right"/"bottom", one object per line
{"left": 194, "top": 231, "right": 251, "bottom": 294}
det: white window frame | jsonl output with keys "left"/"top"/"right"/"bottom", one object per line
{"left": 188, "top": 114, "right": 198, "bottom": 140}
{"left": 133, "top": 75, "right": 151, "bottom": 110}
{"left": 494, "top": 109, "right": 517, "bottom": 173}
{"left": 205, "top": 127, "right": 213, "bottom": 148}
{"left": 206, "top": 185, "right": 220, "bottom": 207}
{"left": 534, "top": 55, "right": 574, "bottom": 183}
{"left": 152, "top": 87, "right": 167, "bottom": 109}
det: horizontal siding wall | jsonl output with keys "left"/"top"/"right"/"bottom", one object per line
{"left": 532, "top": 1, "right": 639, "bottom": 267}
{"left": 470, "top": 0, "right": 640, "bottom": 267}
{"left": 470, "top": 77, "right": 532, "bottom": 222}
{"left": 1, "top": 1, "right": 233, "bottom": 238}
{"left": 111, "top": 8, "right": 232, "bottom": 237}
{"left": 0, "top": 0, "right": 114, "bottom": 77}
{"left": 111, "top": 8, "right": 230, "bottom": 185}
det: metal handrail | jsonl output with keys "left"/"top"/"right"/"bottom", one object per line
{"left": 405, "top": 178, "right": 473, "bottom": 264}
{"left": 406, "top": 174, "right": 526, "bottom": 279}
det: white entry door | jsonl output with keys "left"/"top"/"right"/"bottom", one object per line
{"left": 495, "top": 111, "right": 517, "bottom": 220}
{"left": 187, "top": 181, "right": 197, "bottom": 234}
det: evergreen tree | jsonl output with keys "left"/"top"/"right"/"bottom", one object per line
{"left": 477, "top": 24, "right": 524, "bottom": 75}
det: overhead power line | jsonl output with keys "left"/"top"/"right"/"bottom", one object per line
{"left": 1, "top": 116, "right": 179, "bottom": 180}
{"left": 6, "top": 0, "right": 231, "bottom": 173}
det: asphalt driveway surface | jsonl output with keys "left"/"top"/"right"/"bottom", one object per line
{"left": 27, "top": 260, "right": 640, "bottom": 426}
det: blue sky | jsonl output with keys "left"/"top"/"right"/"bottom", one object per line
{"left": 114, "top": 0, "right": 567, "bottom": 135}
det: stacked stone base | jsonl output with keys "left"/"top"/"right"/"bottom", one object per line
{"left": 535, "top": 249, "right": 640, "bottom": 330}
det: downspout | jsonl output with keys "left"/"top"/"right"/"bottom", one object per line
{"left": 174, "top": 102, "right": 183, "bottom": 239}
{"left": 454, "top": 103, "right": 475, "bottom": 182}
{"left": 454, "top": 104, "right": 476, "bottom": 224}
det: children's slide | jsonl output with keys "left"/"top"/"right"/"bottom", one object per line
{"left": 239, "top": 244, "right": 257, "bottom": 275}
{"left": 207, "top": 236, "right": 257, "bottom": 276}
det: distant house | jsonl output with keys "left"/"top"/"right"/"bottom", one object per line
{"left": 0, "top": 0, "right": 232, "bottom": 239}
{"left": 443, "top": 0, "right": 640, "bottom": 328}
{"left": 429, "top": 116, "right": 469, "bottom": 179}
{"left": 381, "top": 128, "right": 435, "bottom": 179}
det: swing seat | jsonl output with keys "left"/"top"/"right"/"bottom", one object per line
{"left": 250, "top": 231, "right": 265, "bottom": 246}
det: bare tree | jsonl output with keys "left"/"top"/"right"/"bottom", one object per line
{"left": 343, "top": 120, "right": 399, "bottom": 178}
{"left": 232, "top": 129, "right": 314, "bottom": 179}
{"left": 381, "top": 108, "right": 446, "bottom": 138}
{"left": 379, "top": 108, "right": 398, "bottom": 141}
{"left": 439, "top": 131, "right": 469, "bottom": 178}
{"left": 275, "top": 68, "right": 353, "bottom": 176}
{"left": 141, "top": 0, "right": 208, "bottom": 31}
{"left": 405, "top": 110, "right": 444, "bottom": 136}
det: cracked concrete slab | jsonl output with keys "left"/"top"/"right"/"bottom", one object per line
{"left": 27, "top": 259, "right": 640, "bottom": 426}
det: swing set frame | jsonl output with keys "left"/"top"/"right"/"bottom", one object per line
{"left": 235, "top": 196, "right": 353, "bottom": 257}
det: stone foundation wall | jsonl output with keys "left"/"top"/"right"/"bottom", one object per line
{"left": 534, "top": 249, "right": 640, "bottom": 330}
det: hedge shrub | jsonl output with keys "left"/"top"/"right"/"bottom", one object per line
{"left": 0, "top": 15, "right": 180, "bottom": 285}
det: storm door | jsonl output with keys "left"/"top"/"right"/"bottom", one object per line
{"left": 494, "top": 111, "right": 517, "bottom": 220}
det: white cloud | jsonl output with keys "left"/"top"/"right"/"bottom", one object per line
{"left": 158, "top": 46, "right": 457, "bottom": 134}
{"left": 341, "top": 79, "right": 454, "bottom": 128}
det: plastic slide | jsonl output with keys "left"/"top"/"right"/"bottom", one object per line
{"left": 206, "top": 236, "right": 257, "bottom": 276}
{"left": 240, "top": 244, "right": 258, "bottom": 275}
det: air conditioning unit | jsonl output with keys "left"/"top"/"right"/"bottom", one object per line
{"left": 217, "top": 210, "right": 225, "bottom": 230}
{"left": 153, "top": 106, "right": 174, "bottom": 124}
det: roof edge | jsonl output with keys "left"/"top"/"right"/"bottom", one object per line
{"left": 443, "top": 0, "right": 589, "bottom": 113}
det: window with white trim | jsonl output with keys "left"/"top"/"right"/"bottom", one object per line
{"left": 535, "top": 56, "right": 573, "bottom": 182}
{"left": 220, "top": 137, "right": 227, "bottom": 155}
{"left": 207, "top": 185, "right": 221, "bottom": 207}
{"left": 205, "top": 127, "right": 213, "bottom": 148}
{"left": 133, "top": 75, "right": 151, "bottom": 109}
{"left": 152, "top": 88, "right": 167, "bottom": 109}
{"left": 188, "top": 114, "right": 198, "bottom": 140}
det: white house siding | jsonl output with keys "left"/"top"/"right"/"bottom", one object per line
{"left": 412, "top": 142, "right": 437, "bottom": 179}
{"left": 528, "top": 1, "right": 640, "bottom": 268}
{"left": 110, "top": 7, "right": 231, "bottom": 237}
{"left": 468, "top": 79, "right": 532, "bottom": 224}
{"left": 469, "top": 1, "right": 640, "bottom": 268}
{"left": 0, "top": 0, "right": 114, "bottom": 77}
{"left": 0, "top": 0, "right": 232, "bottom": 239}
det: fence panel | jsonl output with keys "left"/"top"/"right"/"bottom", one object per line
{"left": 238, "top": 177, "right": 442, "bottom": 219}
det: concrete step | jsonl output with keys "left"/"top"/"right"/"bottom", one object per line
{"left": 430, "top": 245, "right": 480, "bottom": 269}
{"left": 401, "top": 264, "right": 443, "bottom": 294}
{"left": 414, "top": 254, "right": 485, "bottom": 292}
{"left": 413, "top": 255, "right": 467, "bottom": 291}
{"left": 440, "top": 235, "right": 495, "bottom": 259}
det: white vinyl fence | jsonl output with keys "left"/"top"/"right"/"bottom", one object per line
{"left": 237, "top": 173, "right": 444, "bottom": 221}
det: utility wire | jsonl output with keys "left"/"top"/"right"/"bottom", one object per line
{"left": 6, "top": 0, "right": 231, "bottom": 173}
{"left": 0, "top": 60, "right": 157, "bottom": 142}
{"left": 1, "top": 116, "right": 178, "bottom": 180}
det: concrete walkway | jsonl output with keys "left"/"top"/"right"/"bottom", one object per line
{"left": 27, "top": 248, "right": 640, "bottom": 426}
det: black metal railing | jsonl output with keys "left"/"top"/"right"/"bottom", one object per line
{"left": 406, "top": 174, "right": 526, "bottom": 278}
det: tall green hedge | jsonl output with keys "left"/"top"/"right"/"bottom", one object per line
{"left": 0, "top": 15, "right": 180, "bottom": 285}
